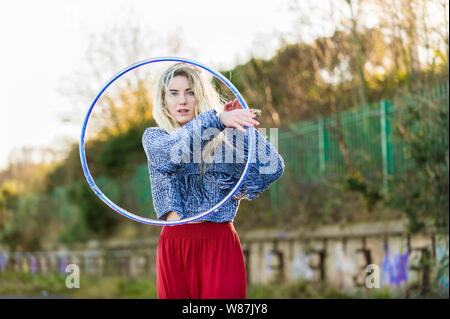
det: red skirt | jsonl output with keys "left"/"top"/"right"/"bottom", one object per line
{"left": 156, "top": 221, "right": 247, "bottom": 299}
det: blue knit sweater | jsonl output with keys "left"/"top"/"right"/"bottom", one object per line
{"left": 142, "top": 108, "right": 285, "bottom": 222}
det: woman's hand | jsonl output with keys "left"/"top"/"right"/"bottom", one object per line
{"left": 219, "top": 109, "right": 259, "bottom": 132}
{"left": 223, "top": 98, "right": 243, "bottom": 112}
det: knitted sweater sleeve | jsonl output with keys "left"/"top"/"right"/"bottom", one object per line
{"left": 147, "top": 168, "right": 184, "bottom": 220}
{"left": 232, "top": 128, "right": 285, "bottom": 201}
{"left": 142, "top": 109, "right": 226, "bottom": 220}
{"left": 142, "top": 109, "right": 226, "bottom": 175}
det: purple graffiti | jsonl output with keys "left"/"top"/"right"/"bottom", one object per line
{"left": 381, "top": 245, "right": 409, "bottom": 286}
{"left": 0, "top": 252, "right": 8, "bottom": 272}
{"left": 28, "top": 255, "right": 38, "bottom": 274}
{"left": 59, "top": 256, "right": 69, "bottom": 274}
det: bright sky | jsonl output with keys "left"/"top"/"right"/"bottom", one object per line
{"left": 0, "top": 0, "right": 305, "bottom": 170}
{"left": 2, "top": 0, "right": 444, "bottom": 172}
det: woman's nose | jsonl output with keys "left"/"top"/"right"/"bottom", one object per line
{"left": 178, "top": 95, "right": 187, "bottom": 104}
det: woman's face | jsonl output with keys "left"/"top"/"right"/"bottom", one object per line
{"left": 165, "top": 75, "right": 197, "bottom": 125}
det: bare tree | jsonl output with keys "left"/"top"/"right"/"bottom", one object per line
{"left": 346, "top": 0, "right": 368, "bottom": 106}
{"left": 57, "top": 20, "right": 191, "bottom": 141}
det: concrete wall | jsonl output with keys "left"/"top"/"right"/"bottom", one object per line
{"left": 239, "top": 220, "right": 448, "bottom": 296}
{"left": 0, "top": 220, "right": 448, "bottom": 296}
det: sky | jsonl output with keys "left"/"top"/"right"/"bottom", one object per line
{"left": 0, "top": 0, "right": 446, "bottom": 171}
{"left": 0, "top": 0, "right": 309, "bottom": 170}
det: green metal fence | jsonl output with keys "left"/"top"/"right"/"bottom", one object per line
{"left": 271, "top": 82, "right": 449, "bottom": 209}
{"left": 48, "top": 83, "right": 449, "bottom": 218}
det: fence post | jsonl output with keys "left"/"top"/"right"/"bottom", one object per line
{"left": 380, "top": 100, "right": 393, "bottom": 194}
{"left": 318, "top": 117, "right": 326, "bottom": 179}
{"left": 269, "top": 128, "right": 280, "bottom": 210}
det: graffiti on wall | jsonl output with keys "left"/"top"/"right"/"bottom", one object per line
{"left": 264, "top": 249, "right": 274, "bottom": 280}
{"left": 0, "top": 251, "right": 76, "bottom": 275}
{"left": 435, "top": 239, "right": 449, "bottom": 297}
{"left": 333, "top": 243, "right": 357, "bottom": 276}
{"left": 263, "top": 246, "right": 284, "bottom": 282}
{"left": 331, "top": 242, "right": 358, "bottom": 288}
{"left": 291, "top": 250, "right": 315, "bottom": 281}
{"left": 0, "top": 252, "right": 8, "bottom": 272}
{"left": 380, "top": 245, "right": 409, "bottom": 286}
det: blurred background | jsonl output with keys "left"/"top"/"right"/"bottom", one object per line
{"left": 0, "top": 0, "right": 448, "bottom": 298}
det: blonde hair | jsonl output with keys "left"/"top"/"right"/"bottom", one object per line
{"left": 152, "top": 62, "right": 233, "bottom": 175}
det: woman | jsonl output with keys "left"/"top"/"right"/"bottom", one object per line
{"left": 142, "top": 62, "right": 284, "bottom": 299}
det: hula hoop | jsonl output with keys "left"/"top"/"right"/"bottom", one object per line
{"left": 79, "top": 57, "right": 256, "bottom": 225}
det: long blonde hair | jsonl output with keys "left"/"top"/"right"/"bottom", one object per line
{"left": 152, "top": 62, "right": 233, "bottom": 175}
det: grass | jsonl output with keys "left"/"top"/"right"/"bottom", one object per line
{"left": 0, "top": 271, "right": 446, "bottom": 298}
{"left": 0, "top": 271, "right": 157, "bottom": 298}
{"left": 247, "top": 281, "right": 353, "bottom": 299}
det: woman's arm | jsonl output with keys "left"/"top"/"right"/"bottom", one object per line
{"left": 143, "top": 108, "right": 258, "bottom": 174}
{"left": 143, "top": 109, "right": 226, "bottom": 174}
{"left": 143, "top": 109, "right": 228, "bottom": 220}
{"left": 165, "top": 211, "right": 181, "bottom": 221}
{"left": 220, "top": 98, "right": 284, "bottom": 200}
{"left": 231, "top": 128, "right": 285, "bottom": 201}
{"left": 146, "top": 164, "right": 185, "bottom": 220}
{"left": 142, "top": 108, "right": 259, "bottom": 219}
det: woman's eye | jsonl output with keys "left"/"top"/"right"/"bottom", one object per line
{"left": 170, "top": 92, "right": 178, "bottom": 96}
{"left": 187, "top": 91, "right": 195, "bottom": 96}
